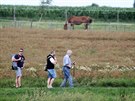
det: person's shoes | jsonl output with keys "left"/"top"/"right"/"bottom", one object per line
{"left": 50, "top": 86, "right": 53, "bottom": 88}
{"left": 47, "top": 85, "right": 53, "bottom": 89}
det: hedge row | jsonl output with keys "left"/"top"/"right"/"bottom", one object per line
{"left": 0, "top": 5, "right": 135, "bottom": 22}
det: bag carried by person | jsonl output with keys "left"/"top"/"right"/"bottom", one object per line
{"left": 11, "top": 54, "right": 18, "bottom": 70}
{"left": 44, "top": 63, "right": 47, "bottom": 71}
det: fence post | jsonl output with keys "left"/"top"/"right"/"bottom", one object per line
{"left": 117, "top": 10, "right": 119, "bottom": 23}
{"left": 65, "top": 10, "right": 68, "bottom": 29}
{"left": 30, "top": 20, "right": 33, "bottom": 28}
{"left": 65, "top": 10, "right": 68, "bottom": 21}
{"left": 116, "top": 24, "right": 118, "bottom": 31}
{"left": 124, "top": 25, "right": 126, "bottom": 32}
{"left": 14, "top": 20, "right": 16, "bottom": 27}
{"left": 109, "top": 23, "right": 111, "bottom": 31}
{"left": 13, "top": 5, "right": 16, "bottom": 27}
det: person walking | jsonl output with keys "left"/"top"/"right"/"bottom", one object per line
{"left": 60, "top": 50, "right": 75, "bottom": 88}
{"left": 12, "top": 48, "right": 25, "bottom": 88}
{"left": 46, "top": 51, "right": 57, "bottom": 89}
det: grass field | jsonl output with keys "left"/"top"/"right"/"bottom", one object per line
{"left": 0, "top": 28, "right": 135, "bottom": 100}
{"left": 1, "top": 87, "right": 135, "bottom": 101}
{"left": 0, "top": 28, "right": 135, "bottom": 77}
{"left": 1, "top": 77, "right": 135, "bottom": 101}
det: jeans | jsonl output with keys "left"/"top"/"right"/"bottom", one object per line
{"left": 60, "top": 66, "right": 73, "bottom": 87}
{"left": 48, "top": 69, "right": 56, "bottom": 78}
{"left": 16, "top": 67, "right": 22, "bottom": 77}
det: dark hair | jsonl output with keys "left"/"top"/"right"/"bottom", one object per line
{"left": 19, "top": 48, "right": 24, "bottom": 52}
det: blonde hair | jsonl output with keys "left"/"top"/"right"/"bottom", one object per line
{"left": 50, "top": 50, "right": 55, "bottom": 54}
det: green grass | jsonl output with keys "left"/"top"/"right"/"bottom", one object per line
{"left": 1, "top": 77, "right": 135, "bottom": 88}
{"left": 0, "top": 87, "right": 135, "bottom": 101}
{"left": 78, "top": 77, "right": 135, "bottom": 87}
{"left": 1, "top": 77, "right": 135, "bottom": 101}
{"left": 0, "top": 87, "right": 33, "bottom": 101}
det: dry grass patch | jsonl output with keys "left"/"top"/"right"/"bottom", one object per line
{"left": 0, "top": 28, "right": 135, "bottom": 78}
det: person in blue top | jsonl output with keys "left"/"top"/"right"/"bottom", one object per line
{"left": 12, "top": 48, "right": 25, "bottom": 88}
{"left": 60, "top": 50, "right": 75, "bottom": 88}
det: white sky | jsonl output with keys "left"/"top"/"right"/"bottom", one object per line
{"left": 0, "top": 0, "right": 134, "bottom": 8}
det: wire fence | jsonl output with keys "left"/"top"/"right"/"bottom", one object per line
{"left": 0, "top": 19, "right": 135, "bottom": 32}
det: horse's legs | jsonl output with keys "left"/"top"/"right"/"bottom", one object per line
{"left": 64, "top": 24, "right": 67, "bottom": 30}
{"left": 84, "top": 23, "right": 89, "bottom": 30}
{"left": 84, "top": 23, "right": 88, "bottom": 30}
{"left": 71, "top": 24, "right": 74, "bottom": 30}
{"left": 72, "top": 24, "right": 74, "bottom": 30}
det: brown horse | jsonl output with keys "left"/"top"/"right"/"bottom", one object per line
{"left": 64, "top": 16, "right": 92, "bottom": 30}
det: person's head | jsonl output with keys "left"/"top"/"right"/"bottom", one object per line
{"left": 50, "top": 50, "right": 56, "bottom": 56}
{"left": 66, "top": 50, "right": 72, "bottom": 56}
{"left": 19, "top": 48, "right": 24, "bottom": 55}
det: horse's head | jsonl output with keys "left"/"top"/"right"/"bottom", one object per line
{"left": 64, "top": 23, "right": 68, "bottom": 30}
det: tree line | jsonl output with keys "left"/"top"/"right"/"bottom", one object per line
{"left": 0, "top": 5, "right": 135, "bottom": 22}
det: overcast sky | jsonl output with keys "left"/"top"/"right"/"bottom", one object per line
{"left": 0, "top": 0, "right": 134, "bottom": 8}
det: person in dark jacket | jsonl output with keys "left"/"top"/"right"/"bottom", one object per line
{"left": 46, "top": 51, "right": 57, "bottom": 88}
{"left": 12, "top": 48, "right": 25, "bottom": 88}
